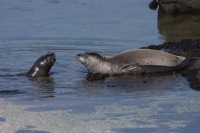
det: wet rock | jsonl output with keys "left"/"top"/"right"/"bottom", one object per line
{"left": 142, "top": 39, "right": 200, "bottom": 57}
{"left": 158, "top": 0, "right": 200, "bottom": 14}
{"left": 86, "top": 73, "right": 110, "bottom": 81}
{"left": 183, "top": 58, "right": 200, "bottom": 90}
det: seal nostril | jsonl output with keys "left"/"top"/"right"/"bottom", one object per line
{"left": 47, "top": 51, "right": 55, "bottom": 57}
{"left": 75, "top": 54, "right": 80, "bottom": 60}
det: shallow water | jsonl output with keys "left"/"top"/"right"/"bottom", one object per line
{"left": 0, "top": 0, "right": 200, "bottom": 133}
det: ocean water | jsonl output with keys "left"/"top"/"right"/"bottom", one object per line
{"left": 0, "top": 0, "right": 200, "bottom": 133}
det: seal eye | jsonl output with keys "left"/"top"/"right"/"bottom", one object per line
{"left": 77, "top": 54, "right": 88, "bottom": 58}
{"left": 76, "top": 54, "right": 88, "bottom": 63}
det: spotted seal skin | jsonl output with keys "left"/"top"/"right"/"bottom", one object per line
{"left": 76, "top": 49, "right": 189, "bottom": 75}
{"left": 26, "top": 51, "right": 56, "bottom": 78}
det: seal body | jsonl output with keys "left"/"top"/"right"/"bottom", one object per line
{"left": 26, "top": 51, "right": 56, "bottom": 78}
{"left": 76, "top": 49, "right": 189, "bottom": 75}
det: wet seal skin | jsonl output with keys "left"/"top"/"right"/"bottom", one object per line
{"left": 76, "top": 49, "right": 189, "bottom": 77}
{"left": 26, "top": 51, "right": 56, "bottom": 78}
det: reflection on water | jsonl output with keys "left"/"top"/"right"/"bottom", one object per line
{"left": 0, "top": 75, "right": 55, "bottom": 99}
{"left": 158, "top": 11, "right": 200, "bottom": 42}
{"left": 81, "top": 73, "right": 180, "bottom": 97}
{"left": 28, "top": 76, "right": 56, "bottom": 99}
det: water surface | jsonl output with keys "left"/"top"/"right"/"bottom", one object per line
{"left": 0, "top": 0, "right": 200, "bottom": 133}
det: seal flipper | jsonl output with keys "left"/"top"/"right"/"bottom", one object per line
{"left": 119, "top": 63, "right": 145, "bottom": 74}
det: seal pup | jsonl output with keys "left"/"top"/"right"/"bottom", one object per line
{"left": 76, "top": 49, "right": 189, "bottom": 75}
{"left": 26, "top": 51, "right": 56, "bottom": 78}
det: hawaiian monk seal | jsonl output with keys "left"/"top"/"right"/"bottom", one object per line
{"left": 26, "top": 51, "right": 56, "bottom": 78}
{"left": 76, "top": 49, "right": 189, "bottom": 75}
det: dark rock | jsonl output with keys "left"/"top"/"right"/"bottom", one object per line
{"left": 86, "top": 73, "right": 110, "bottom": 81}
{"left": 142, "top": 39, "right": 200, "bottom": 57}
{"left": 182, "top": 58, "right": 200, "bottom": 90}
{"left": 158, "top": 0, "right": 200, "bottom": 14}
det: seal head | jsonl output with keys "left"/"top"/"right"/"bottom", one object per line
{"left": 26, "top": 51, "right": 56, "bottom": 78}
{"left": 76, "top": 52, "right": 112, "bottom": 74}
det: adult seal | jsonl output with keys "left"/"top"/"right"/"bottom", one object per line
{"left": 76, "top": 49, "right": 189, "bottom": 75}
{"left": 26, "top": 51, "right": 56, "bottom": 78}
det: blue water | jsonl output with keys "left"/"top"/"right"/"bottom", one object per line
{"left": 0, "top": 0, "right": 200, "bottom": 133}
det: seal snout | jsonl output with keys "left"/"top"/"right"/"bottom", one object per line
{"left": 75, "top": 53, "right": 87, "bottom": 63}
{"left": 47, "top": 51, "right": 55, "bottom": 57}
{"left": 76, "top": 54, "right": 82, "bottom": 57}
{"left": 75, "top": 54, "right": 81, "bottom": 60}
{"left": 46, "top": 51, "right": 56, "bottom": 64}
